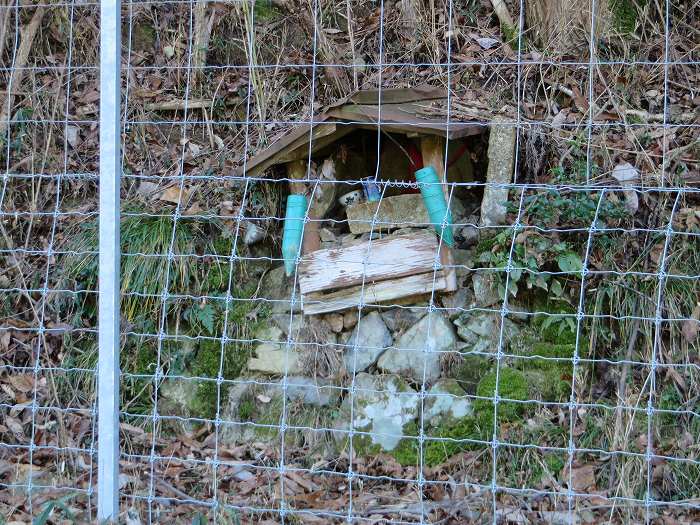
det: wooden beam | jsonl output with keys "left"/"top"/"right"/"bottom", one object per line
{"left": 287, "top": 160, "right": 307, "bottom": 195}
{"left": 302, "top": 272, "right": 448, "bottom": 315}
{"left": 420, "top": 135, "right": 458, "bottom": 292}
{"left": 298, "top": 230, "right": 440, "bottom": 295}
{"left": 326, "top": 105, "right": 482, "bottom": 139}
{"left": 279, "top": 125, "right": 355, "bottom": 162}
{"left": 240, "top": 123, "right": 338, "bottom": 176}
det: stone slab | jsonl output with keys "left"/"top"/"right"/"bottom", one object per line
{"left": 346, "top": 194, "right": 430, "bottom": 234}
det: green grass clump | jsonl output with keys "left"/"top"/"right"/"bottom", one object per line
{"left": 253, "top": 0, "right": 282, "bottom": 20}
{"left": 500, "top": 23, "right": 518, "bottom": 46}
{"left": 62, "top": 211, "right": 231, "bottom": 326}
{"left": 610, "top": 0, "right": 640, "bottom": 33}
{"left": 238, "top": 399, "right": 255, "bottom": 420}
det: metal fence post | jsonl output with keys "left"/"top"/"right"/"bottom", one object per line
{"left": 98, "top": 0, "right": 121, "bottom": 521}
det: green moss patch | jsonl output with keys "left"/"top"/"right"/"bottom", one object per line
{"left": 475, "top": 367, "right": 529, "bottom": 425}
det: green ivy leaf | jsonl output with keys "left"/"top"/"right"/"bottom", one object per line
{"left": 507, "top": 278, "right": 519, "bottom": 297}
{"left": 557, "top": 252, "right": 583, "bottom": 273}
{"left": 510, "top": 267, "right": 522, "bottom": 282}
{"left": 550, "top": 279, "right": 564, "bottom": 296}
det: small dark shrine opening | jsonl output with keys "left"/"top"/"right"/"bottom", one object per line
{"left": 274, "top": 127, "right": 490, "bottom": 251}
{"left": 305, "top": 128, "right": 488, "bottom": 202}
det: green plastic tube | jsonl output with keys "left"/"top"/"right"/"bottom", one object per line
{"left": 414, "top": 166, "right": 454, "bottom": 247}
{"left": 282, "top": 194, "right": 307, "bottom": 276}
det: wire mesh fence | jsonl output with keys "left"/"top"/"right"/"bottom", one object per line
{"left": 0, "top": 0, "right": 100, "bottom": 520}
{"left": 1, "top": 0, "right": 699, "bottom": 523}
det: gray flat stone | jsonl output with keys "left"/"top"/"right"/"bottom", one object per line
{"left": 454, "top": 311, "right": 519, "bottom": 354}
{"left": 377, "top": 312, "right": 456, "bottom": 384}
{"left": 343, "top": 311, "right": 392, "bottom": 373}
{"left": 283, "top": 376, "right": 340, "bottom": 406}
{"left": 346, "top": 194, "right": 430, "bottom": 234}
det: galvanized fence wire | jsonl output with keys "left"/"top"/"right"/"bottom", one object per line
{"left": 0, "top": 0, "right": 99, "bottom": 521}
{"left": 0, "top": 0, "right": 698, "bottom": 523}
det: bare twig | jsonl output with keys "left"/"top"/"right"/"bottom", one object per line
{"left": 489, "top": 0, "right": 515, "bottom": 34}
{"left": 0, "top": 5, "right": 45, "bottom": 141}
{"left": 192, "top": 0, "right": 215, "bottom": 85}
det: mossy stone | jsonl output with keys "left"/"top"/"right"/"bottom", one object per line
{"left": 454, "top": 355, "right": 493, "bottom": 394}
{"left": 424, "top": 379, "right": 473, "bottom": 427}
{"left": 475, "top": 367, "right": 529, "bottom": 424}
{"left": 377, "top": 416, "right": 481, "bottom": 467}
{"left": 190, "top": 338, "right": 250, "bottom": 419}
{"left": 510, "top": 329, "right": 576, "bottom": 402}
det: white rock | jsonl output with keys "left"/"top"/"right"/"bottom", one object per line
{"left": 476, "top": 37, "right": 500, "bottom": 49}
{"left": 377, "top": 312, "right": 456, "bottom": 384}
{"left": 612, "top": 162, "right": 639, "bottom": 215}
{"left": 233, "top": 470, "right": 255, "bottom": 482}
{"left": 336, "top": 373, "right": 418, "bottom": 451}
{"left": 611, "top": 162, "right": 639, "bottom": 184}
{"left": 343, "top": 311, "right": 392, "bottom": 373}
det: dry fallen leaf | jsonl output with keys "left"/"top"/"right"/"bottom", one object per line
{"left": 564, "top": 464, "right": 597, "bottom": 491}
{"left": 5, "top": 417, "right": 24, "bottom": 437}
{"left": 0, "top": 330, "right": 10, "bottom": 350}
{"left": 8, "top": 374, "right": 34, "bottom": 394}
{"left": 681, "top": 303, "right": 700, "bottom": 343}
{"left": 158, "top": 186, "right": 192, "bottom": 205}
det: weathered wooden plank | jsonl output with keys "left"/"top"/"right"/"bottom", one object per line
{"left": 326, "top": 104, "right": 482, "bottom": 139}
{"left": 302, "top": 271, "right": 448, "bottom": 315}
{"left": 345, "top": 194, "right": 430, "bottom": 234}
{"left": 347, "top": 85, "right": 447, "bottom": 105}
{"left": 240, "top": 123, "right": 337, "bottom": 176}
{"left": 279, "top": 124, "right": 356, "bottom": 162}
{"left": 298, "top": 230, "right": 440, "bottom": 295}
